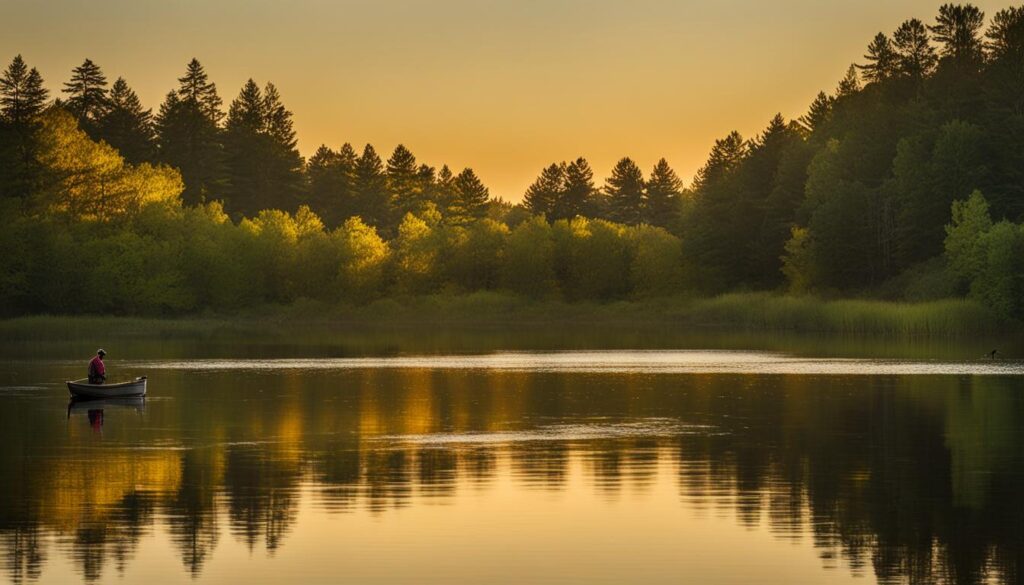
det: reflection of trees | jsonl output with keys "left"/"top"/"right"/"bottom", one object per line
{"left": 164, "top": 450, "right": 221, "bottom": 577}
{"left": 0, "top": 369, "right": 1023, "bottom": 583}
{"left": 0, "top": 526, "right": 46, "bottom": 585}
{"left": 224, "top": 446, "right": 300, "bottom": 552}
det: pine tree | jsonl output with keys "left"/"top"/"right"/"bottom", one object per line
{"left": 554, "top": 157, "right": 595, "bottom": 220}
{"left": 353, "top": 144, "right": 388, "bottom": 229}
{"left": 0, "top": 55, "right": 49, "bottom": 200}
{"left": 62, "top": 59, "right": 108, "bottom": 136}
{"left": 223, "top": 79, "right": 266, "bottom": 214}
{"left": 986, "top": 6, "right": 1024, "bottom": 61}
{"left": 644, "top": 158, "right": 682, "bottom": 227}
{"left": 177, "top": 58, "right": 222, "bottom": 123}
{"left": 893, "top": 18, "right": 938, "bottom": 78}
{"left": 96, "top": 77, "right": 155, "bottom": 163}
{"left": 262, "top": 82, "right": 305, "bottom": 208}
{"left": 836, "top": 65, "right": 861, "bottom": 97}
{"left": 859, "top": 33, "right": 898, "bottom": 84}
{"left": 605, "top": 157, "right": 645, "bottom": 225}
{"left": 155, "top": 59, "right": 225, "bottom": 205}
{"left": 306, "top": 144, "right": 357, "bottom": 227}
{"left": 387, "top": 144, "right": 423, "bottom": 221}
{"left": 227, "top": 79, "right": 264, "bottom": 131}
{"left": 222, "top": 79, "right": 303, "bottom": 215}
{"left": 0, "top": 55, "right": 49, "bottom": 125}
{"left": 694, "top": 131, "right": 746, "bottom": 189}
{"left": 930, "top": 3, "right": 985, "bottom": 63}
{"left": 434, "top": 164, "right": 456, "bottom": 213}
{"left": 523, "top": 163, "right": 565, "bottom": 218}
{"left": 449, "top": 168, "right": 490, "bottom": 223}
{"left": 799, "top": 91, "right": 833, "bottom": 134}
{"left": 416, "top": 163, "right": 437, "bottom": 210}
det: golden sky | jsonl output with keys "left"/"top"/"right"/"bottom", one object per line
{"left": 1, "top": 0, "right": 1010, "bottom": 200}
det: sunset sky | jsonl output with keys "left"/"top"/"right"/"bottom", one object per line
{"left": 1, "top": 0, "right": 1009, "bottom": 200}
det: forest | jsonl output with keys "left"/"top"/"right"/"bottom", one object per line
{"left": 1, "top": 3, "right": 1023, "bottom": 320}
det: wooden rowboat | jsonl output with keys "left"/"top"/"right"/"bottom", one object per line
{"left": 66, "top": 377, "right": 147, "bottom": 399}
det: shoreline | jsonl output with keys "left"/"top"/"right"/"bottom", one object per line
{"left": 0, "top": 292, "right": 1008, "bottom": 339}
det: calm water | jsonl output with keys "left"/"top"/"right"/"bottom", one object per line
{"left": 2, "top": 331, "right": 1024, "bottom": 585}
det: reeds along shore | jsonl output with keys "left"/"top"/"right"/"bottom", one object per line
{"left": 0, "top": 292, "right": 1005, "bottom": 339}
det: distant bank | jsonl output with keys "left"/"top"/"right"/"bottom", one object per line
{"left": 0, "top": 292, "right": 1006, "bottom": 339}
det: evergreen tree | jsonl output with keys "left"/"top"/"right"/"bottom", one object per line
{"left": 449, "top": 168, "right": 490, "bottom": 223}
{"left": 693, "top": 131, "right": 746, "bottom": 189}
{"left": 306, "top": 144, "right": 357, "bottom": 227}
{"left": 387, "top": 144, "right": 423, "bottom": 222}
{"left": 0, "top": 55, "right": 48, "bottom": 125}
{"left": 930, "top": 3, "right": 985, "bottom": 63}
{"left": 62, "top": 58, "right": 108, "bottom": 136}
{"left": 416, "top": 163, "right": 437, "bottom": 212}
{"left": 554, "top": 157, "right": 595, "bottom": 220}
{"left": 433, "top": 164, "right": 456, "bottom": 214}
{"left": 155, "top": 59, "right": 225, "bottom": 205}
{"left": 223, "top": 79, "right": 266, "bottom": 214}
{"left": 176, "top": 58, "right": 223, "bottom": 123}
{"left": 643, "top": 158, "right": 682, "bottom": 228}
{"left": 985, "top": 6, "right": 1024, "bottom": 61}
{"left": 799, "top": 91, "right": 834, "bottom": 134}
{"left": 259, "top": 81, "right": 303, "bottom": 208}
{"left": 222, "top": 79, "right": 303, "bottom": 215}
{"left": 353, "top": 144, "right": 388, "bottom": 229}
{"left": 0, "top": 55, "right": 48, "bottom": 200}
{"left": 523, "top": 163, "right": 565, "bottom": 218}
{"left": 893, "top": 18, "right": 938, "bottom": 79}
{"left": 836, "top": 65, "right": 861, "bottom": 97}
{"left": 859, "top": 33, "right": 898, "bottom": 84}
{"left": 96, "top": 77, "right": 155, "bottom": 163}
{"left": 604, "top": 157, "right": 645, "bottom": 225}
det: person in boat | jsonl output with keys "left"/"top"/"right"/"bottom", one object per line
{"left": 88, "top": 349, "right": 107, "bottom": 384}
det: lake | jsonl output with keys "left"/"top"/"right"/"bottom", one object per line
{"left": 1, "top": 328, "right": 1023, "bottom": 584}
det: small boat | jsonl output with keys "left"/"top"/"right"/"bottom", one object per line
{"left": 66, "top": 377, "right": 147, "bottom": 399}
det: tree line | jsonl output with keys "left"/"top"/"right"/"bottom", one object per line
{"left": 2, "top": 3, "right": 1024, "bottom": 318}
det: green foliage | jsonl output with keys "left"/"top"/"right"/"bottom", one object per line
{"left": 945, "top": 190, "right": 993, "bottom": 282}
{"left": 627, "top": 224, "right": 683, "bottom": 297}
{"left": 502, "top": 216, "right": 556, "bottom": 298}
{"left": 392, "top": 211, "right": 442, "bottom": 294}
{"left": 945, "top": 190, "right": 1024, "bottom": 319}
{"left": 555, "top": 217, "right": 631, "bottom": 301}
{"left": 781, "top": 227, "right": 817, "bottom": 294}
{"left": 7, "top": 6, "right": 1024, "bottom": 322}
{"left": 335, "top": 216, "right": 389, "bottom": 302}
{"left": 445, "top": 219, "right": 509, "bottom": 291}
{"left": 34, "top": 109, "right": 183, "bottom": 220}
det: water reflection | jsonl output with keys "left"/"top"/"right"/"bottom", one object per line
{"left": 0, "top": 363, "right": 1022, "bottom": 584}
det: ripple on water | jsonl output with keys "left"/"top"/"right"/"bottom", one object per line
{"left": 127, "top": 350, "right": 1024, "bottom": 376}
{"left": 370, "top": 419, "right": 713, "bottom": 446}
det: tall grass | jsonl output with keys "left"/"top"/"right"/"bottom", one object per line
{"left": 689, "top": 293, "right": 1001, "bottom": 336}
{"left": 0, "top": 291, "right": 1006, "bottom": 339}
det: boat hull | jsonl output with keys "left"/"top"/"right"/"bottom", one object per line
{"left": 67, "top": 377, "right": 147, "bottom": 399}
